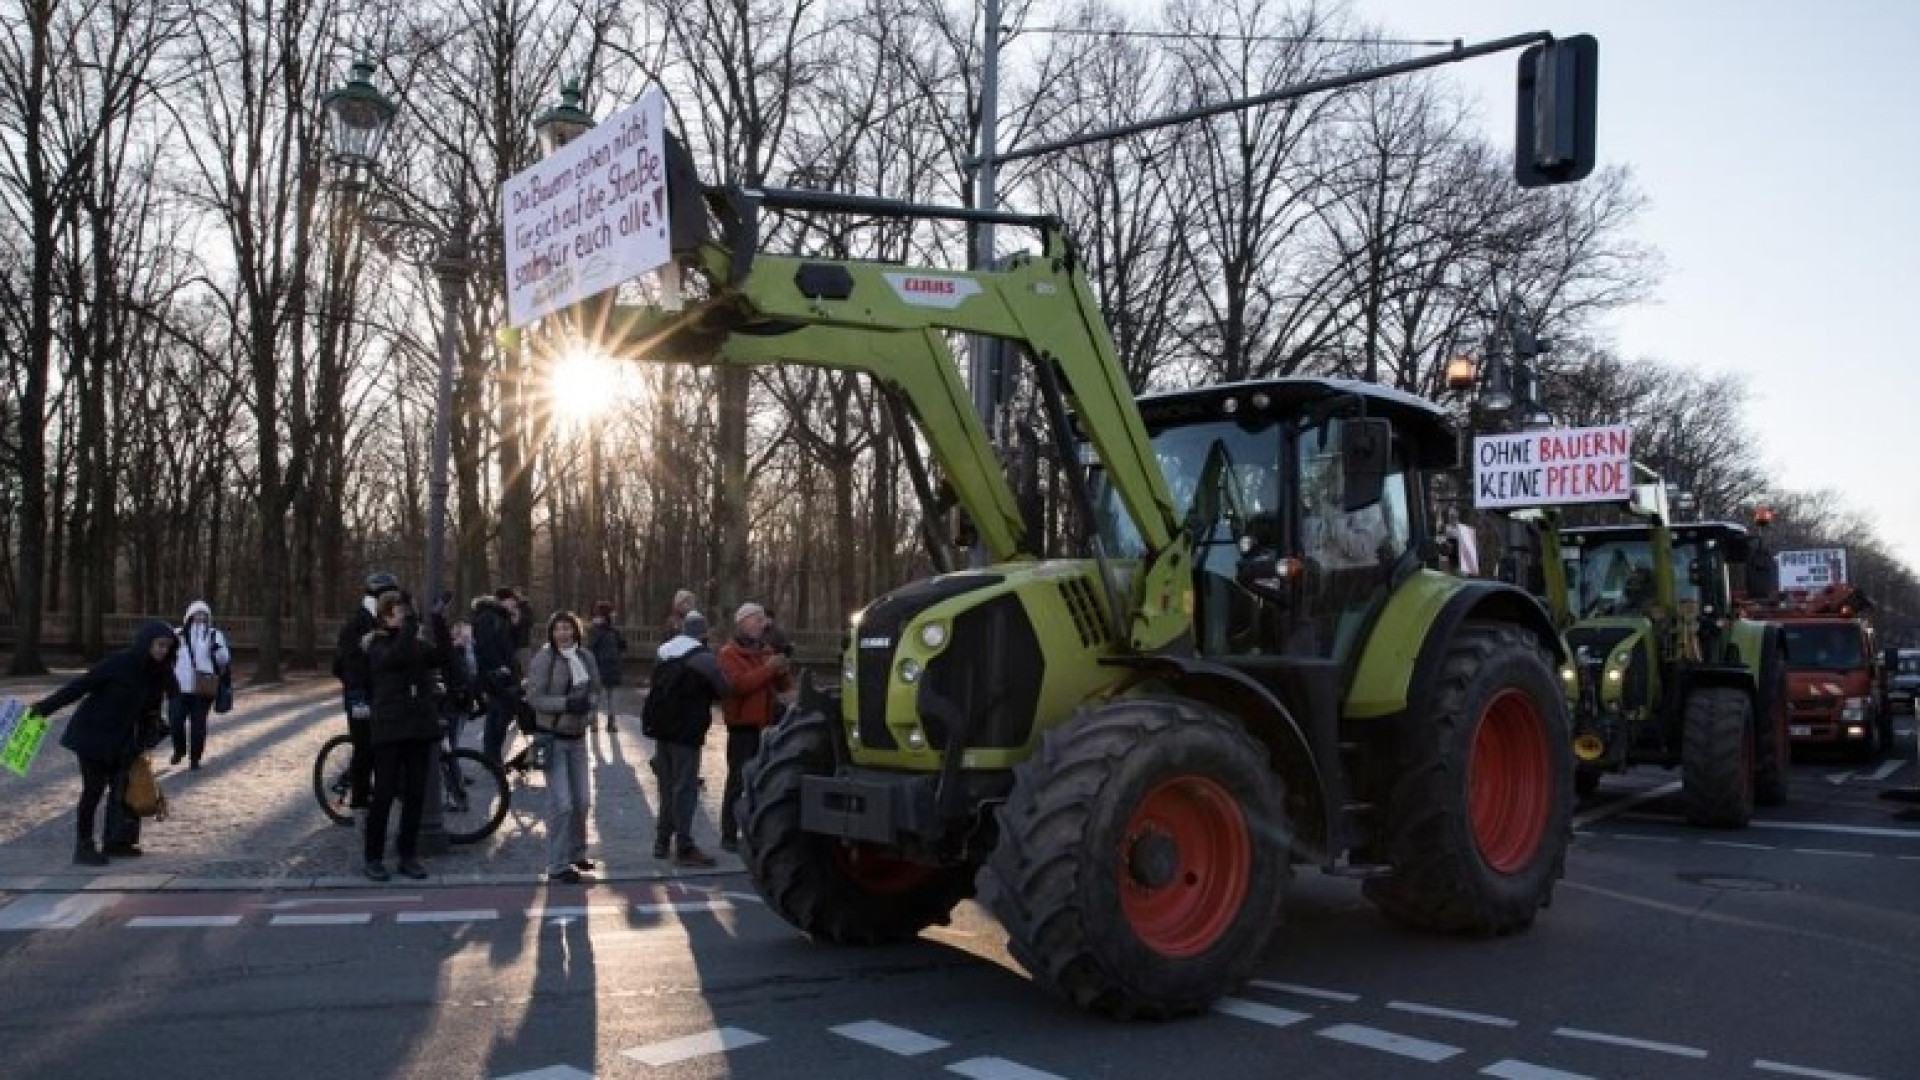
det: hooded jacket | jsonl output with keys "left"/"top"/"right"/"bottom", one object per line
{"left": 470, "top": 596, "right": 519, "bottom": 681}
{"left": 648, "top": 634, "right": 732, "bottom": 745}
{"left": 173, "top": 599, "right": 232, "bottom": 697}
{"left": 36, "top": 621, "right": 177, "bottom": 767}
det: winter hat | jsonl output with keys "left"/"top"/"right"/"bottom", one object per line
{"left": 680, "top": 611, "right": 710, "bottom": 640}
{"left": 734, "top": 602, "right": 766, "bottom": 625}
{"left": 184, "top": 599, "right": 213, "bottom": 622}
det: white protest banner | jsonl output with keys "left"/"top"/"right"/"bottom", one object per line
{"left": 502, "top": 87, "right": 670, "bottom": 328}
{"left": 1777, "top": 548, "right": 1849, "bottom": 591}
{"left": 1473, "top": 424, "right": 1632, "bottom": 510}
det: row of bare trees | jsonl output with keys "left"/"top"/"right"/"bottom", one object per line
{"left": 2, "top": 0, "right": 1913, "bottom": 676}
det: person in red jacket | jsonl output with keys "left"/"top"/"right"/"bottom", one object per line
{"left": 717, "top": 602, "right": 791, "bottom": 852}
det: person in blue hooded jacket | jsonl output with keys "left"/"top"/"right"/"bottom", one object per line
{"left": 33, "top": 621, "right": 178, "bottom": 865}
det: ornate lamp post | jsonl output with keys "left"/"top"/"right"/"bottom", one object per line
{"left": 323, "top": 53, "right": 490, "bottom": 609}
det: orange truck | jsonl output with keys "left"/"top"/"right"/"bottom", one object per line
{"left": 1747, "top": 584, "right": 1889, "bottom": 762}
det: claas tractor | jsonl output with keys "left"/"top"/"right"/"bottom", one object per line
{"left": 1542, "top": 484, "right": 1790, "bottom": 826}
{"left": 578, "top": 143, "right": 1577, "bottom": 1019}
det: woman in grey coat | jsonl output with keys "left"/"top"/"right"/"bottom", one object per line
{"left": 525, "top": 610, "right": 602, "bottom": 884}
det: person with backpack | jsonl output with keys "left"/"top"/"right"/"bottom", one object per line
{"left": 644, "top": 611, "right": 730, "bottom": 867}
{"left": 526, "top": 611, "right": 604, "bottom": 884}
{"left": 168, "top": 599, "right": 232, "bottom": 770}
{"left": 333, "top": 570, "right": 400, "bottom": 816}
{"left": 586, "top": 601, "right": 627, "bottom": 733}
{"left": 32, "top": 621, "right": 177, "bottom": 864}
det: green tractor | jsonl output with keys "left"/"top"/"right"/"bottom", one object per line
{"left": 1542, "top": 490, "right": 1791, "bottom": 826}
{"left": 593, "top": 150, "right": 1576, "bottom": 1017}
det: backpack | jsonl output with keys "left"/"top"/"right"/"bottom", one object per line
{"left": 641, "top": 658, "right": 686, "bottom": 739}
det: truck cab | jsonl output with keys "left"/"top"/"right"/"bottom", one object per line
{"left": 1749, "top": 585, "right": 1886, "bottom": 762}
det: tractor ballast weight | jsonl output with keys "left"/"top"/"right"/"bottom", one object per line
{"left": 579, "top": 142, "right": 1575, "bottom": 1019}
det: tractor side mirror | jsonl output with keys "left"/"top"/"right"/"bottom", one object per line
{"left": 1341, "top": 418, "right": 1391, "bottom": 512}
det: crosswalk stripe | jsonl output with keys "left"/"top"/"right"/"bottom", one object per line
{"left": 128, "top": 915, "right": 244, "bottom": 929}
{"left": 0, "top": 892, "right": 121, "bottom": 931}
{"left": 397, "top": 910, "right": 499, "bottom": 923}
{"left": 947, "top": 1057, "right": 1072, "bottom": 1080}
{"left": 1317, "top": 1022, "right": 1463, "bottom": 1062}
{"left": 621, "top": 1027, "right": 766, "bottom": 1067}
{"left": 269, "top": 913, "right": 372, "bottom": 926}
{"left": 830, "top": 1020, "right": 950, "bottom": 1056}
{"left": 1213, "top": 997, "right": 1311, "bottom": 1027}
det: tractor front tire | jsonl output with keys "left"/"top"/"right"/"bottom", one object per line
{"left": 1681, "top": 686, "right": 1756, "bottom": 828}
{"left": 1364, "top": 622, "right": 1572, "bottom": 935}
{"left": 740, "top": 709, "right": 974, "bottom": 944}
{"left": 978, "top": 696, "right": 1289, "bottom": 1020}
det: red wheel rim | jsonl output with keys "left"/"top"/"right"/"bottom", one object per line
{"left": 832, "top": 843, "right": 933, "bottom": 894}
{"left": 1469, "top": 688, "right": 1551, "bottom": 873}
{"left": 1118, "top": 776, "right": 1251, "bottom": 958}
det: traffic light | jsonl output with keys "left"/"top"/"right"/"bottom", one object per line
{"left": 1515, "top": 34, "right": 1598, "bottom": 188}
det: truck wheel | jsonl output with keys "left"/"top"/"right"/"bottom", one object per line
{"left": 1754, "top": 633, "right": 1790, "bottom": 807}
{"left": 1682, "top": 686, "right": 1756, "bottom": 828}
{"left": 740, "top": 709, "right": 973, "bottom": 943}
{"left": 1363, "top": 622, "right": 1572, "bottom": 935}
{"left": 978, "top": 696, "right": 1289, "bottom": 1019}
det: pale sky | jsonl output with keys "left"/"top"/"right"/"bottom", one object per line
{"left": 1348, "top": 0, "right": 1920, "bottom": 574}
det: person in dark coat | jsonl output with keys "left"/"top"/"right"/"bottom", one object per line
{"left": 334, "top": 570, "right": 400, "bottom": 814}
{"left": 360, "top": 591, "right": 451, "bottom": 882}
{"left": 471, "top": 587, "right": 523, "bottom": 766}
{"left": 647, "top": 611, "right": 731, "bottom": 867}
{"left": 586, "top": 601, "right": 627, "bottom": 733}
{"left": 32, "top": 621, "right": 177, "bottom": 865}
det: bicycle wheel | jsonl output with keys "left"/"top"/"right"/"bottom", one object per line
{"left": 440, "top": 748, "right": 509, "bottom": 844}
{"left": 312, "top": 733, "right": 357, "bottom": 826}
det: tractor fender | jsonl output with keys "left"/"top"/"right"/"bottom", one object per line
{"left": 1351, "top": 574, "right": 1569, "bottom": 722}
{"left": 1101, "top": 654, "right": 1331, "bottom": 850}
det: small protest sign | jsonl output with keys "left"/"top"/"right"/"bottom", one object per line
{"left": 0, "top": 697, "right": 49, "bottom": 777}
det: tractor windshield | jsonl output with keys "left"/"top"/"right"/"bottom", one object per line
{"left": 1091, "top": 419, "right": 1282, "bottom": 560}
{"left": 1564, "top": 539, "right": 1656, "bottom": 618}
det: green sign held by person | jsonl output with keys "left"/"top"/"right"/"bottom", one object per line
{"left": 0, "top": 697, "right": 50, "bottom": 777}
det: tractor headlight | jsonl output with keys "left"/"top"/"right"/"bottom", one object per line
{"left": 905, "top": 727, "right": 927, "bottom": 751}
{"left": 1561, "top": 666, "right": 1576, "bottom": 683}
{"left": 843, "top": 657, "right": 856, "bottom": 683}
{"left": 918, "top": 622, "right": 948, "bottom": 650}
{"left": 1606, "top": 668, "right": 1623, "bottom": 683}
{"left": 898, "top": 657, "right": 922, "bottom": 684}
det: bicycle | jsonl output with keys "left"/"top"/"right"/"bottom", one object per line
{"left": 312, "top": 732, "right": 511, "bottom": 844}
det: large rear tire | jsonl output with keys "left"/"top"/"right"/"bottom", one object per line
{"left": 978, "top": 696, "right": 1289, "bottom": 1020}
{"left": 1682, "top": 686, "right": 1756, "bottom": 828}
{"left": 739, "top": 709, "right": 973, "bottom": 944}
{"left": 1363, "top": 622, "right": 1572, "bottom": 935}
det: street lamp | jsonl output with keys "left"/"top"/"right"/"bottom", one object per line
{"left": 533, "top": 79, "right": 596, "bottom": 157}
{"left": 323, "top": 54, "right": 490, "bottom": 609}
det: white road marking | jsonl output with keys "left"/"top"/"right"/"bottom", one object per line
{"left": 397, "top": 910, "right": 499, "bottom": 923}
{"left": 632, "top": 900, "right": 731, "bottom": 915}
{"left": 1755, "top": 1058, "right": 1884, "bottom": 1080}
{"left": 1608, "top": 833, "right": 1681, "bottom": 843}
{"left": 257, "top": 896, "right": 422, "bottom": 909}
{"left": 1866, "top": 758, "right": 1904, "bottom": 782}
{"left": 128, "top": 915, "right": 244, "bottom": 929}
{"left": 621, "top": 1026, "right": 767, "bottom": 1067}
{"left": 830, "top": 1020, "right": 950, "bottom": 1056}
{"left": 1735, "top": 820, "right": 1920, "bottom": 840}
{"left": 1790, "top": 848, "right": 1873, "bottom": 859}
{"left": 491, "top": 1066, "right": 594, "bottom": 1080}
{"left": 947, "top": 1057, "right": 1072, "bottom": 1080}
{"left": 269, "top": 913, "right": 372, "bottom": 926}
{"left": 1701, "top": 840, "right": 1775, "bottom": 851}
{"left": 1213, "top": 998, "right": 1311, "bottom": 1027}
{"left": 1573, "top": 780, "right": 1679, "bottom": 827}
{"left": 1826, "top": 772, "right": 1854, "bottom": 786}
{"left": 1553, "top": 1026, "right": 1706, "bottom": 1058}
{"left": 0, "top": 892, "right": 121, "bottom": 931}
{"left": 1245, "top": 979, "right": 1359, "bottom": 1002}
{"left": 1316, "top": 1023, "right": 1462, "bottom": 1062}
{"left": 1482, "top": 1060, "right": 1603, "bottom": 1080}
{"left": 720, "top": 891, "right": 764, "bottom": 904}
{"left": 1387, "top": 1000, "right": 1518, "bottom": 1027}
{"left": 529, "top": 905, "right": 626, "bottom": 918}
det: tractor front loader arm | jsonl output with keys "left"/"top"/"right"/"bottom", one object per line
{"left": 590, "top": 199, "right": 1190, "bottom": 651}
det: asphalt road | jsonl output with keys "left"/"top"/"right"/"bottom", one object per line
{"left": 1, "top": 725, "right": 1915, "bottom": 1080}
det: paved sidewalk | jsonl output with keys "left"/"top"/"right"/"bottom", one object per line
{"left": 0, "top": 672, "right": 745, "bottom": 893}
